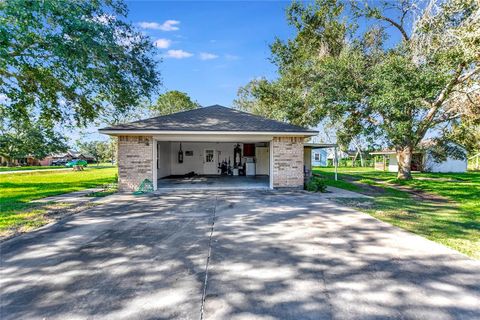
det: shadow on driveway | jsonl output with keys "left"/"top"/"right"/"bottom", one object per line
{"left": 1, "top": 191, "right": 479, "bottom": 319}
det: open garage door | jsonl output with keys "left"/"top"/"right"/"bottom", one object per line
{"left": 155, "top": 141, "right": 270, "bottom": 190}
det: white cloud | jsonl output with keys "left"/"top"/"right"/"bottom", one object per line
{"left": 138, "top": 20, "right": 180, "bottom": 31}
{"left": 153, "top": 38, "right": 172, "bottom": 49}
{"left": 199, "top": 52, "right": 219, "bottom": 60}
{"left": 225, "top": 54, "right": 240, "bottom": 61}
{"left": 164, "top": 49, "right": 193, "bottom": 59}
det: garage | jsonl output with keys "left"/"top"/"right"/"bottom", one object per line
{"left": 99, "top": 105, "right": 318, "bottom": 192}
{"left": 156, "top": 141, "right": 271, "bottom": 190}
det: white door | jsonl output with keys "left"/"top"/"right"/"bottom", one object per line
{"left": 256, "top": 147, "right": 269, "bottom": 175}
{"left": 203, "top": 149, "right": 217, "bottom": 175}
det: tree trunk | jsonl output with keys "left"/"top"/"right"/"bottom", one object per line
{"left": 396, "top": 146, "right": 413, "bottom": 180}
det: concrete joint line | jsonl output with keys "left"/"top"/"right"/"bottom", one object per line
{"left": 200, "top": 193, "right": 217, "bottom": 320}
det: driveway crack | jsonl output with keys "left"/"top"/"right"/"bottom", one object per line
{"left": 200, "top": 193, "right": 217, "bottom": 320}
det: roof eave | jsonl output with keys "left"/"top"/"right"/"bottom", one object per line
{"left": 98, "top": 129, "right": 318, "bottom": 136}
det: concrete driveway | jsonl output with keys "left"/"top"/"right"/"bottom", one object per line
{"left": 1, "top": 191, "right": 479, "bottom": 319}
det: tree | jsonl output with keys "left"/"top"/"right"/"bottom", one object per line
{"left": 0, "top": 122, "right": 68, "bottom": 165}
{"left": 0, "top": 0, "right": 161, "bottom": 129}
{"left": 78, "top": 141, "right": 101, "bottom": 165}
{"left": 77, "top": 140, "right": 115, "bottom": 165}
{"left": 446, "top": 121, "right": 480, "bottom": 156}
{"left": 150, "top": 91, "right": 200, "bottom": 116}
{"left": 234, "top": 79, "right": 290, "bottom": 122}
{"left": 237, "top": 0, "right": 479, "bottom": 179}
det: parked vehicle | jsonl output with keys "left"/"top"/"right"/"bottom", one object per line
{"left": 66, "top": 159, "right": 88, "bottom": 167}
{"left": 52, "top": 159, "right": 67, "bottom": 166}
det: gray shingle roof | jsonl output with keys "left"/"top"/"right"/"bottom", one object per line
{"left": 100, "top": 105, "right": 317, "bottom": 133}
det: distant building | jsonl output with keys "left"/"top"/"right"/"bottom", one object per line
{"left": 39, "top": 150, "right": 95, "bottom": 166}
{"left": 311, "top": 149, "right": 327, "bottom": 166}
{"left": 370, "top": 141, "right": 467, "bottom": 173}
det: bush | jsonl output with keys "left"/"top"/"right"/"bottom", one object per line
{"left": 305, "top": 177, "right": 327, "bottom": 193}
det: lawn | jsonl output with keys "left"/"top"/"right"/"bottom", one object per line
{"left": 0, "top": 166, "right": 67, "bottom": 172}
{"left": 314, "top": 167, "right": 480, "bottom": 259}
{"left": 0, "top": 166, "right": 118, "bottom": 237}
{"left": 0, "top": 163, "right": 115, "bottom": 172}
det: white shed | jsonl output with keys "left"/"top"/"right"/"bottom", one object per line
{"left": 370, "top": 143, "right": 467, "bottom": 173}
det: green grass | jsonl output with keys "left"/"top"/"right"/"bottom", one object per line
{"left": 0, "top": 166, "right": 118, "bottom": 236}
{"left": 0, "top": 166, "right": 67, "bottom": 172}
{"left": 0, "top": 162, "right": 115, "bottom": 172}
{"left": 314, "top": 167, "right": 480, "bottom": 259}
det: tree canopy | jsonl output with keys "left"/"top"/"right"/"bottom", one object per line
{"left": 150, "top": 90, "right": 200, "bottom": 116}
{"left": 0, "top": 0, "right": 161, "bottom": 129}
{"left": 235, "top": 0, "right": 480, "bottom": 179}
{"left": 0, "top": 122, "right": 68, "bottom": 165}
{"left": 77, "top": 140, "right": 116, "bottom": 164}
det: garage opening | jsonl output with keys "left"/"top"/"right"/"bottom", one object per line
{"left": 155, "top": 141, "right": 270, "bottom": 190}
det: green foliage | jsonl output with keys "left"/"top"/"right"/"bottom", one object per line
{"left": 0, "top": 0, "right": 160, "bottom": 128}
{"left": 236, "top": 0, "right": 480, "bottom": 179}
{"left": 305, "top": 176, "right": 327, "bottom": 192}
{"left": 0, "top": 122, "right": 68, "bottom": 163}
{"left": 150, "top": 90, "right": 199, "bottom": 116}
{"left": 446, "top": 122, "right": 480, "bottom": 156}
{"left": 77, "top": 140, "right": 115, "bottom": 163}
{"left": 234, "top": 79, "right": 288, "bottom": 122}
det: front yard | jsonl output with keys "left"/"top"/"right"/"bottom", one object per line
{"left": 314, "top": 167, "right": 480, "bottom": 259}
{"left": 0, "top": 166, "right": 118, "bottom": 238}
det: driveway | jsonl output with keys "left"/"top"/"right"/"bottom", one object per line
{"left": 1, "top": 191, "right": 479, "bottom": 319}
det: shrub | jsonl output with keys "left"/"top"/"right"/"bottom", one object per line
{"left": 305, "top": 176, "right": 327, "bottom": 193}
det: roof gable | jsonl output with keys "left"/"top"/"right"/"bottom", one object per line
{"left": 100, "top": 105, "right": 316, "bottom": 134}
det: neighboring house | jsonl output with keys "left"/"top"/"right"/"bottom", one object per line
{"left": 39, "top": 150, "right": 95, "bottom": 166}
{"left": 0, "top": 155, "right": 40, "bottom": 166}
{"left": 311, "top": 149, "right": 327, "bottom": 166}
{"left": 370, "top": 142, "right": 467, "bottom": 173}
{"left": 99, "top": 105, "right": 318, "bottom": 192}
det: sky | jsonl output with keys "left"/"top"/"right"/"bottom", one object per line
{"left": 78, "top": 1, "right": 298, "bottom": 142}
{"left": 76, "top": 0, "right": 404, "bottom": 144}
{"left": 127, "top": 0, "right": 295, "bottom": 107}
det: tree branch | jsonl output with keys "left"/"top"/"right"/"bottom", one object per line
{"left": 380, "top": 16, "right": 410, "bottom": 41}
{"left": 458, "top": 66, "right": 480, "bottom": 83}
{"left": 415, "top": 63, "right": 465, "bottom": 138}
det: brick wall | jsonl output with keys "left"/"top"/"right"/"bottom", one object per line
{"left": 118, "top": 136, "right": 153, "bottom": 192}
{"left": 272, "top": 136, "right": 304, "bottom": 188}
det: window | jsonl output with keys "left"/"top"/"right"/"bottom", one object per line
{"left": 314, "top": 153, "right": 320, "bottom": 161}
{"left": 205, "top": 150, "right": 214, "bottom": 163}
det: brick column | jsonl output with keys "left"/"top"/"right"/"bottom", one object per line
{"left": 272, "top": 136, "right": 304, "bottom": 188}
{"left": 118, "top": 136, "right": 153, "bottom": 192}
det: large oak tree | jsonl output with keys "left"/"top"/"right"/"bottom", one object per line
{"left": 235, "top": 0, "right": 479, "bottom": 179}
{"left": 0, "top": 0, "right": 161, "bottom": 129}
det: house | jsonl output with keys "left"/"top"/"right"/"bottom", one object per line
{"left": 39, "top": 150, "right": 95, "bottom": 166}
{"left": 311, "top": 148, "right": 327, "bottom": 166}
{"left": 312, "top": 149, "right": 328, "bottom": 167}
{"left": 0, "top": 155, "right": 40, "bottom": 166}
{"left": 370, "top": 142, "right": 467, "bottom": 173}
{"left": 99, "top": 105, "right": 318, "bottom": 192}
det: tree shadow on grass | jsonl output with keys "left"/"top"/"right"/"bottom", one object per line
{"left": 0, "top": 191, "right": 479, "bottom": 320}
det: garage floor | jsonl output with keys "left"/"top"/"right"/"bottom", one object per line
{"left": 1, "top": 190, "right": 479, "bottom": 319}
{"left": 157, "top": 175, "right": 269, "bottom": 190}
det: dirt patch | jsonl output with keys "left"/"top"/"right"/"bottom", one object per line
{"left": 387, "top": 183, "right": 450, "bottom": 203}
{"left": 0, "top": 200, "right": 101, "bottom": 243}
{"left": 342, "top": 174, "right": 451, "bottom": 203}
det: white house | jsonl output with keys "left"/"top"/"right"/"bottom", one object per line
{"left": 370, "top": 142, "right": 467, "bottom": 173}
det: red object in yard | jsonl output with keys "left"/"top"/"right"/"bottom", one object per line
{"left": 243, "top": 144, "right": 255, "bottom": 157}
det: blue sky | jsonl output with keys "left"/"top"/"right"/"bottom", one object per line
{"left": 78, "top": 0, "right": 403, "bottom": 143}
{"left": 127, "top": 1, "right": 295, "bottom": 107}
